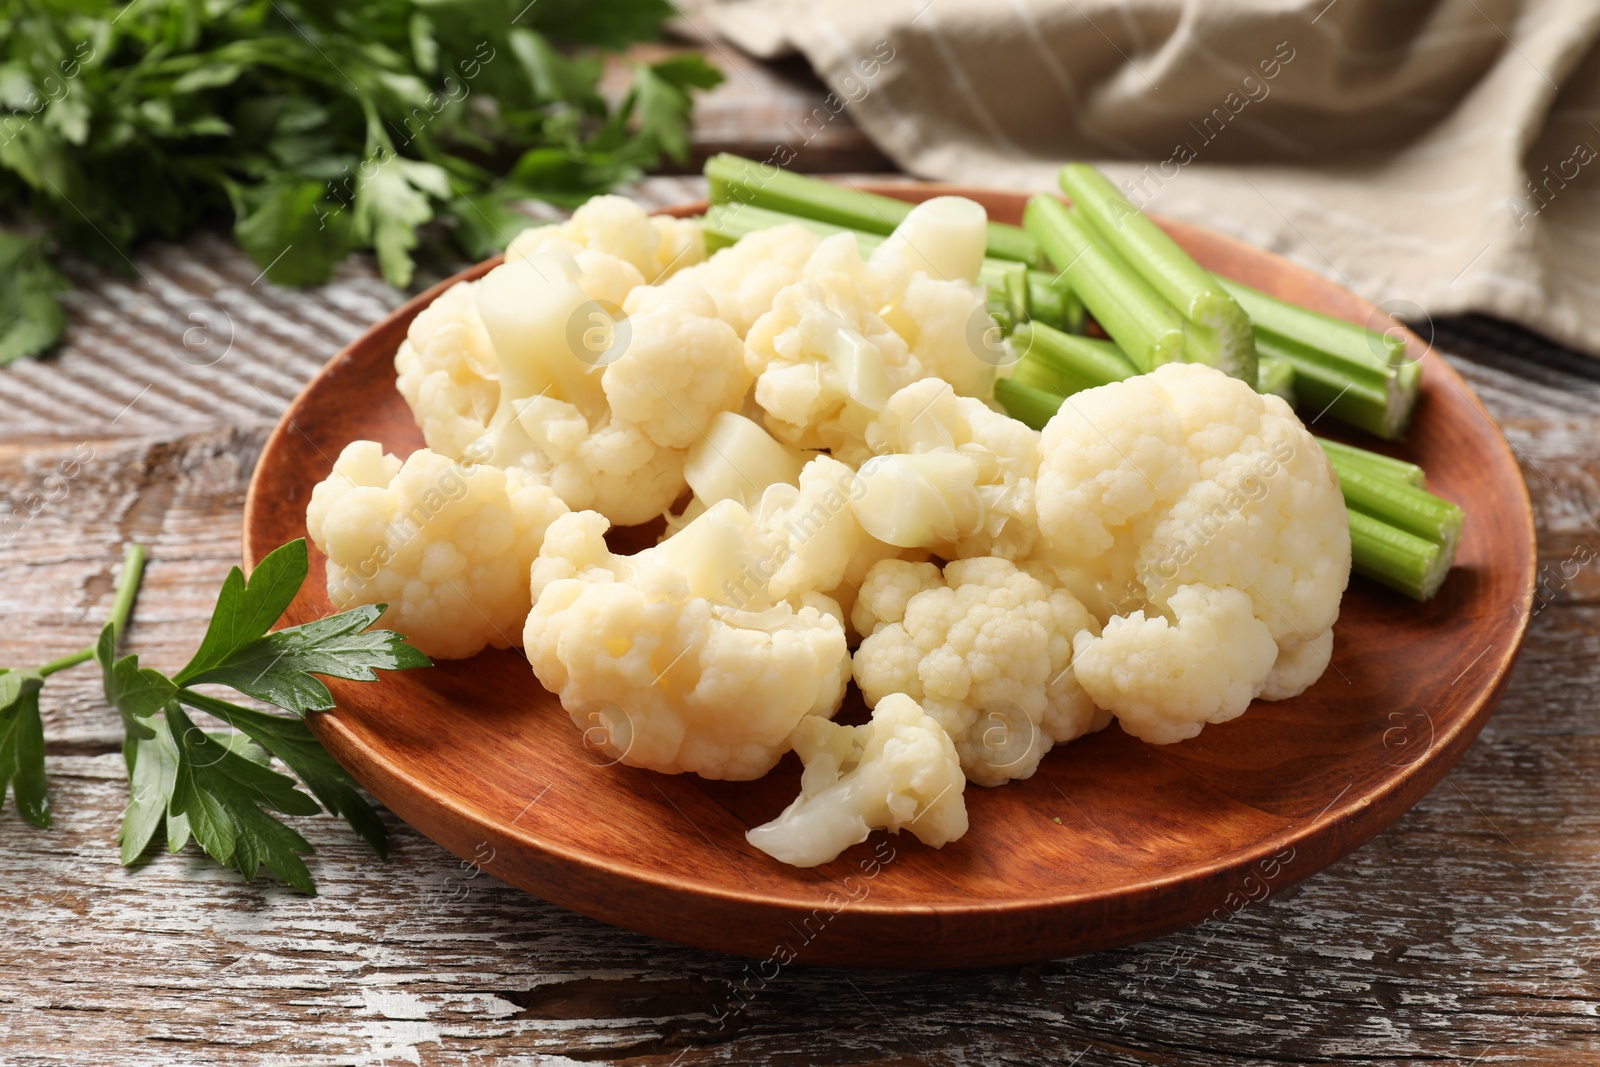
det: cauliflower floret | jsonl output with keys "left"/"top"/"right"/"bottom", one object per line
{"left": 1035, "top": 362, "right": 1349, "bottom": 735}
{"left": 396, "top": 250, "right": 646, "bottom": 460}
{"left": 306, "top": 441, "right": 568, "bottom": 659}
{"left": 855, "top": 378, "right": 1038, "bottom": 560}
{"left": 506, "top": 195, "right": 704, "bottom": 282}
{"left": 752, "top": 454, "right": 896, "bottom": 604}
{"left": 1072, "top": 584, "right": 1279, "bottom": 745}
{"left": 435, "top": 250, "right": 758, "bottom": 526}
{"left": 746, "top": 693, "right": 968, "bottom": 867}
{"left": 601, "top": 292, "right": 751, "bottom": 450}
{"left": 394, "top": 280, "right": 499, "bottom": 458}
{"left": 631, "top": 223, "right": 823, "bottom": 337}
{"left": 524, "top": 501, "right": 851, "bottom": 780}
{"left": 513, "top": 398, "right": 689, "bottom": 526}
{"left": 744, "top": 230, "right": 996, "bottom": 461}
{"left": 1259, "top": 627, "right": 1334, "bottom": 701}
{"left": 851, "top": 556, "right": 1108, "bottom": 786}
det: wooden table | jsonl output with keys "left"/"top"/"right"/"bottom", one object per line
{"left": 3, "top": 29, "right": 1598, "bottom": 1067}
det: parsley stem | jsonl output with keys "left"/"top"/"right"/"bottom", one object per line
{"left": 37, "top": 543, "right": 147, "bottom": 678}
{"left": 103, "top": 543, "right": 147, "bottom": 646}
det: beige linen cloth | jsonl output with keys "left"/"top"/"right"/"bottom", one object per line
{"left": 706, "top": 0, "right": 1600, "bottom": 354}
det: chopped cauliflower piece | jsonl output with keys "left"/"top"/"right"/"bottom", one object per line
{"left": 744, "top": 227, "right": 996, "bottom": 462}
{"left": 1259, "top": 628, "right": 1334, "bottom": 701}
{"left": 752, "top": 454, "right": 901, "bottom": 606}
{"left": 524, "top": 501, "right": 851, "bottom": 780}
{"left": 396, "top": 249, "right": 645, "bottom": 459}
{"left": 874, "top": 195, "right": 988, "bottom": 285}
{"left": 506, "top": 194, "right": 704, "bottom": 282}
{"left": 631, "top": 223, "right": 823, "bottom": 337}
{"left": 673, "top": 418, "right": 906, "bottom": 613}
{"left": 394, "top": 279, "right": 499, "bottom": 459}
{"left": 1072, "top": 584, "right": 1279, "bottom": 744}
{"left": 1035, "top": 362, "right": 1349, "bottom": 738}
{"left": 397, "top": 246, "right": 752, "bottom": 527}
{"left": 306, "top": 441, "right": 567, "bottom": 659}
{"left": 851, "top": 556, "right": 1108, "bottom": 786}
{"left": 600, "top": 293, "right": 751, "bottom": 450}
{"left": 746, "top": 693, "right": 969, "bottom": 868}
{"left": 855, "top": 378, "right": 1038, "bottom": 560}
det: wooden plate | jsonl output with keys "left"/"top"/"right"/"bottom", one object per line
{"left": 243, "top": 185, "right": 1535, "bottom": 968}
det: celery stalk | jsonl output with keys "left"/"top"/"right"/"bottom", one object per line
{"left": 1347, "top": 509, "right": 1449, "bottom": 602}
{"left": 1327, "top": 462, "right": 1464, "bottom": 558}
{"left": 1024, "top": 194, "right": 1189, "bottom": 373}
{"left": 1058, "top": 164, "right": 1256, "bottom": 384}
{"left": 1316, "top": 438, "right": 1425, "bottom": 488}
{"left": 1028, "top": 272, "right": 1085, "bottom": 333}
{"left": 1222, "top": 278, "right": 1420, "bottom": 440}
{"left": 704, "top": 153, "right": 1042, "bottom": 265}
{"left": 1257, "top": 353, "right": 1296, "bottom": 404}
{"left": 993, "top": 378, "right": 1066, "bottom": 431}
{"left": 1010, "top": 322, "right": 1133, "bottom": 397}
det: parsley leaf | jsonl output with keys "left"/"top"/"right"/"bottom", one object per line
{"left": 181, "top": 690, "right": 389, "bottom": 861}
{"left": 175, "top": 540, "right": 431, "bottom": 715}
{"left": 96, "top": 623, "right": 175, "bottom": 740}
{"left": 0, "top": 1, "right": 721, "bottom": 360}
{"left": 0, "top": 231, "right": 68, "bottom": 366}
{"left": 0, "top": 669, "right": 50, "bottom": 828}
{"left": 165, "top": 702, "right": 322, "bottom": 894}
{"left": 5, "top": 538, "right": 427, "bottom": 895}
{"left": 178, "top": 537, "right": 309, "bottom": 679}
{"left": 122, "top": 722, "right": 266, "bottom": 864}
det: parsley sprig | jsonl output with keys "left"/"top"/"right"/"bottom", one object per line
{"left": 0, "top": 0, "right": 722, "bottom": 364}
{"left": 1, "top": 539, "right": 429, "bottom": 894}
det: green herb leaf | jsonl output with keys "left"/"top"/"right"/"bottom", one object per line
{"left": 234, "top": 179, "right": 356, "bottom": 287}
{"left": 177, "top": 538, "right": 313, "bottom": 685}
{"left": 0, "top": 231, "right": 68, "bottom": 366}
{"left": 354, "top": 156, "right": 453, "bottom": 289}
{"left": 0, "top": 669, "right": 50, "bottom": 828}
{"left": 165, "top": 701, "right": 320, "bottom": 894}
{"left": 174, "top": 537, "right": 428, "bottom": 712}
{"left": 181, "top": 691, "right": 388, "bottom": 860}
{"left": 179, "top": 602, "right": 431, "bottom": 716}
{"left": 122, "top": 716, "right": 271, "bottom": 865}
{"left": 121, "top": 720, "right": 186, "bottom": 863}
{"left": 628, "top": 55, "right": 724, "bottom": 165}
{"left": 96, "top": 623, "right": 175, "bottom": 741}
{"left": 0, "top": 0, "right": 715, "bottom": 364}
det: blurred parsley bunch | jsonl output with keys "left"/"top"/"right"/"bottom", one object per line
{"left": 0, "top": 0, "right": 722, "bottom": 364}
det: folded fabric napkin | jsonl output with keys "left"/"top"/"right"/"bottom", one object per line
{"left": 707, "top": 0, "right": 1600, "bottom": 355}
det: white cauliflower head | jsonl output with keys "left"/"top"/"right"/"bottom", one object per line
{"left": 674, "top": 415, "right": 907, "bottom": 616}
{"left": 306, "top": 441, "right": 568, "bottom": 659}
{"left": 396, "top": 248, "right": 754, "bottom": 527}
{"left": 855, "top": 377, "right": 1038, "bottom": 561}
{"left": 506, "top": 194, "right": 704, "bottom": 282}
{"left": 600, "top": 289, "right": 751, "bottom": 450}
{"left": 744, "top": 231, "right": 996, "bottom": 462}
{"left": 1036, "top": 362, "right": 1349, "bottom": 736}
{"left": 1072, "top": 584, "right": 1280, "bottom": 744}
{"left": 851, "top": 556, "right": 1108, "bottom": 786}
{"left": 395, "top": 249, "right": 645, "bottom": 460}
{"left": 524, "top": 500, "right": 851, "bottom": 780}
{"left": 634, "top": 222, "right": 823, "bottom": 337}
{"left": 746, "top": 693, "right": 969, "bottom": 868}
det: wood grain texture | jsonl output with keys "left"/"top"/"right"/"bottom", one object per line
{"left": 237, "top": 186, "right": 1535, "bottom": 969}
{"left": 0, "top": 107, "right": 1594, "bottom": 1067}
